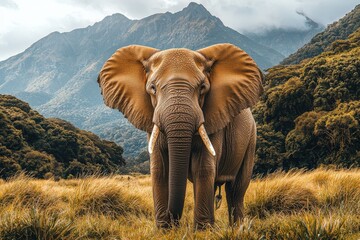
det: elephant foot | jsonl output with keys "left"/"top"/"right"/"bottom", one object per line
{"left": 156, "top": 221, "right": 172, "bottom": 229}
{"left": 228, "top": 207, "right": 245, "bottom": 227}
{"left": 194, "top": 221, "right": 214, "bottom": 231}
{"left": 156, "top": 220, "right": 181, "bottom": 229}
{"left": 167, "top": 211, "right": 182, "bottom": 228}
{"left": 156, "top": 213, "right": 181, "bottom": 229}
{"left": 155, "top": 212, "right": 172, "bottom": 229}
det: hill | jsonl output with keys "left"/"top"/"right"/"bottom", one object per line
{"left": 0, "top": 94, "right": 125, "bottom": 179}
{"left": 247, "top": 12, "right": 324, "bottom": 57}
{"left": 0, "top": 169, "right": 359, "bottom": 239}
{"left": 254, "top": 27, "right": 360, "bottom": 174}
{"left": 281, "top": 4, "right": 360, "bottom": 65}
{"left": 0, "top": 2, "right": 283, "bottom": 157}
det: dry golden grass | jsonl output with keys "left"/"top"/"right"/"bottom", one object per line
{"left": 0, "top": 168, "right": 359, "bottom": 239}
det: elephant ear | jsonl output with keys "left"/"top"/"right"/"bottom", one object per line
{"left": 98, "top": 45, "right": 158, "bottom": 132}
{"left": 197, "top": 43, "right": 263, "bottom": 134}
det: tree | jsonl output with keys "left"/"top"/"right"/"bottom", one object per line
{"left": 21, "top": 151, "right": 56, "bottom": 178}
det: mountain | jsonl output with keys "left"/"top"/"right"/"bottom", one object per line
{"left": 281, "top": 4, "right": 360, "bottom": 65}
{"left": 0, "top": 94, "right": 125, "bottom": 179}
{"left": 0, "top": 2, "right": 283, "bottom": 157}
{"left": 246, "top": 12, "right": 324, "bottom": 57}
{"left": 253, "top": 27, "right": 360, "bottom": 174}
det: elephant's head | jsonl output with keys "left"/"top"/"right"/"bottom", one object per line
{"left": 98, "top": 44, "right": 263, "bottom": 223}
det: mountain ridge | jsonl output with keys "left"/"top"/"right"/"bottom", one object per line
{"left": 281, "top": 4, "right": 360, "bottom": 65}
{"left": 0, "top": 2, "right": 284, "bottom": 156}
{"left": 247, "top": 12, "right": 324, "bottom": 57}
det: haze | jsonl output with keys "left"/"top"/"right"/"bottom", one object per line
{"left": 0, "top": 0, "right": 358, "bottom": 60}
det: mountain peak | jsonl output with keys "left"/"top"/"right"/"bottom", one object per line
{"left": 99, "top": 13, "right": 130, "bottom": 24}
{"left": 282, "top": 4, "right": 360, "bottom": 64}
{"left": 296, "top": 11, "right": 322, "bottom": 29}
{"left": 181, "top": 2, "right": 211, "bottom": 17}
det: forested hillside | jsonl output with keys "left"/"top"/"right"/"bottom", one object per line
{"left": 282, "top": 4, "right": 360, "bottom": 65}
{"left": 254, "top": 28, "right": 360, "bottom": 174}
{"left": 0, "top": 95, "right": 125, "bottom": 178}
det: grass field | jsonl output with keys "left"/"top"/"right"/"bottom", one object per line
{"left": 0, "top": 168, "right": 359, "bottom": 239}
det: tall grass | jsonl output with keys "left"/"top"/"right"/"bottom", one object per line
{"left": 0, "top": 168, "right": 359, "bottom": 239}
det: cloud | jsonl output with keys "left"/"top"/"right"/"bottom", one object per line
{"left": 0, "top": 0, "right": 359, "bottom": 60}
{"left": 0, "top": 0, "right": 18, "bottom": 9}
{"left": 293, "top": 0, "right": 360, "bottom": 25}
{"left": 200, "top": 0, "right": 309, "bottom": 33}
{"left": 196, "top": 0, "right": 359, "bottom": 33}
{"left": 52, "top": 0, "right": 359, "bottom": 33}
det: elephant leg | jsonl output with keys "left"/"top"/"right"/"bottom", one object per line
{"left": 150, "top": 148, "right": 170, "bottom": 228}
{"left": 225, "top": 134, "right": 256, "bottom": 226}
{"left": 191, "top": 151, "right": 216, "bottom": 229}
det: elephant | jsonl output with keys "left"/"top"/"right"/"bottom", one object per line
{"left": 97, "top": 43, "right": 263, "bottom": 229}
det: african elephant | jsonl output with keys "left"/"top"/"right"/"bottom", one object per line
{"left": 97, "top": 43, "right": 263, "bottom": 229}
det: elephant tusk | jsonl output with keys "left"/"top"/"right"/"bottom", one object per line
{"left": 198, "top": 124, "right": 216, "bottom": 157}
{"left": 148, "top": 125, "right": 160, "bottom": 154}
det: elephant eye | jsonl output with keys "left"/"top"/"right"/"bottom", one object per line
{"left": 150, "top": 84, "right": 156, "bottom": 94}
{"left": 144, "top": 66, "right": 150, "bottom": 73}
{"left": 200, "top": 82, "right": 207, "bottom": 94}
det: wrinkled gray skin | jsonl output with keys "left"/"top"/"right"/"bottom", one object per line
{"left": 146, "top": 51, "right": 258, "bottom": 229}
{"left": 98, "top": 44, "right": 262, "bottom": 229}
{"left": 151, "top": 109, "right": 256, "bottom": 229}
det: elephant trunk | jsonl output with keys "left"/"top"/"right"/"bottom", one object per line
{"left": 167, "top": 130, "right": 192, "bottom": 224}
{"left": 162, "top": 101, "right": 196, "bottom": 225}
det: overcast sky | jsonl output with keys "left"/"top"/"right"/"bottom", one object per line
{"left": 0, "top": 0, "right": 358, "bottom": 61}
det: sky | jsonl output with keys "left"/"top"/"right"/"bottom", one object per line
{"left": 0, "top": 0, "right": 358, "bottom": 61}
